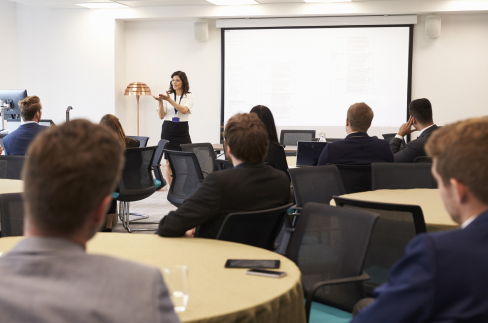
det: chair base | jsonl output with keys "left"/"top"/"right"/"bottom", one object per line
{"left": 118, "top": 202, "right": 159, "bottom": 233}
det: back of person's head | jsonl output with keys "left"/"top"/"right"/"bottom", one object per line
{"left": 224, "top": 113, "right": 269, "bottom": 164}
{"left": 426, "top": 117, "right": 488, "bottom": 205}
{"left": 23, "top": 119, "right": 125, "bottom": 235}
{"left": 20, "top": 102, "right": 42, "bottom": 121}
{"left": 409, "top": 98, "right": 433, "bottom": 125}
{"left": 100, "top": 114, "right": 127, "bottom": 148}
{"left": 19, "top": 95, "right": 40, "bottom": 109}
{"left": 347, "top": 102, "right": 374, "bottom": 132}
{"left": 250, "top": 105, "right": 279, "bottom": 143}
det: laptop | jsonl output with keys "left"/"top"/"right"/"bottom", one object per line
{"left": 296, "top": 141, "right": 328, "bottom": 167}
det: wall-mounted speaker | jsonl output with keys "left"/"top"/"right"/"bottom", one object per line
{"left": 194, "top": 20, "right": 209, "bottom": 42}
{"left": 425, "top": 15, "right": 441, "bottom": 39}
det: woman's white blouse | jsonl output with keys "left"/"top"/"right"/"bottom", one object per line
{"left": 158, "top": 92, "right": 194, "bottom": 122}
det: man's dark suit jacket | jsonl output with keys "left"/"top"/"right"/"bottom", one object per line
{"left": 157, "top": 162, "right": 290, "bottom": 239}
{"left": 317, "top": 132, "right": 393, "bottom": 165}
{"left": 352, "top": 209, "right": 488, "bottom": 323}
{"left": 3, "top": 123, "right": 48, "bottom": 155}
{"left": 391, "top": 124, "right": 439, "bottom": 163}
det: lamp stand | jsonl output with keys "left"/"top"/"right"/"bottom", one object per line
{"left": 136, "top": 94, "right": 140, "bottom": 136}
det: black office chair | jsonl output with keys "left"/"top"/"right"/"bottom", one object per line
{"left": 0, "top": 193, "right": 24, "bottom": 237}
{"left": 214, "top": 159, "right": 233, "bottom": 170}
{"left": 382, "top": 133, "right": 406, "bottom": 150}
{"left": 372, "top": 163, "right": 437, "bottom": 190}
{"left": 152, "top": 139, "right": 169, "bottom": 190}
{"left": 286, "top": 203, "right": 379, "bottom": 322}
{"left": 215, "top": 203, "right": 293, "bottom": 251}
{"left": 115, "top": 146, "right": 157, "bottom": 233}
{"left": 333, "top": 196, "right": 427, "bottom": 295}
{"left": 414, "top": 156, "right": 433, "bottom": 163}
{"left": 127, "top": 136, "right": 149, "bottom": 147}
{"left": 331, "top": 164, "right": 372, "bottom": 194}
{"left": 180, "top": 143, "right": 218, "bottom": 177}
{"left": 0, "top": 156, "right": 26, "bottom": 180}
{"left": 165, "top": 150, "right": 205, "bottom": 207}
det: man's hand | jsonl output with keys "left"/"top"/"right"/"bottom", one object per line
{"left": 397, "top": 117, "right": 415, "bottom": 137}
{"left": 184, "top": 228, "right": 196, "bottom": 238}
{"left": 0, "top": 145, "right": 3, "bottom": 155}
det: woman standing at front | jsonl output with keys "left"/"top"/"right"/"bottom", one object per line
{"left": 154, "top": 71, "right": 194, "bottom": 189}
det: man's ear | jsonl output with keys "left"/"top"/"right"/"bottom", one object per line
{"left": 346, "top": 118, "right": 350, "bottom": 127}
{"left": 411, "top": 116, "right": 418, "bottom": 125}
{"left": 450, "top": 178, "right": 469, "bottom": 205}
{"left": 91, "top": 195, "right": 112, "bottom": 226}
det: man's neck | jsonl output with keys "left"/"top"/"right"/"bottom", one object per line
{"left": 458, "top": 205, "right": 488, "bottom": 227}
{"left": 25, "top": 227, "right": 87, "bottom": 250}
{"left": 416, "top": 122, "right": 434, "bottom": 132}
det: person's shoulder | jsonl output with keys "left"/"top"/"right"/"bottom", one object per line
{"left": 184, "top": 92, "right": 194, "bottom": 98}
{"left": 266, "top": 164, "right": 290, "bottom": 182}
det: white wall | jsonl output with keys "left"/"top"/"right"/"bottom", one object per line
{"left": 16, "top": 4, "right": 117, "bottom": 125}
{"left": 124, "top": 19, "right": 221, "bottom": 146}
{"left": 0, "top": 0, "right": 19, "bottom": 89}
{"left": 412, "top": 14, "right": 488, "bottom": 125}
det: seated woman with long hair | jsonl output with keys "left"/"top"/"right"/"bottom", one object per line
{"left": 99, "top": 114, "right": 139, "bottom": 231}
{"left": 250, "top": 105, "right": 289, "bottom": 181}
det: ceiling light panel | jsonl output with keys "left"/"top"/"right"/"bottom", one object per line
{"left": 76, "top": 2, "right": 129, "bottom": 8}
{"left": 303, "top": 0, "right": 351, "bottom": 3}
{"left": 206, "top": 0, "right": 259, "bottom": 5}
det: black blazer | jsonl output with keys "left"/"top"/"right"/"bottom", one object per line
{"left": 391, "top": 125, "right": 439, "bottom": 163}
{"left": 265, "top": 141, "right": 290, "bottom": 181}
{"left": 317, "top": 132, "right": 394, "bottom": 165}
{"left": 157, "top": 162, "right": 290, "bottom": 239}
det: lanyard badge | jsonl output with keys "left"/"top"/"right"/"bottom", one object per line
{"left": 172, "top": 93, "right": 183, "bottom": 123}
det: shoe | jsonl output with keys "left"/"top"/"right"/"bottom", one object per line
{"left": 102, "top": 228, "right": 112, "bottom": 232}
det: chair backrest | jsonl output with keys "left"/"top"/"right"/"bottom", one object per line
{"left": 152, "top": 139, "right": 170, "bottom": 187}
{"left": 332, "top": 164, "right": 372, "bottom": 194}
{"left": 180, "top": 143, "right": 217, "bottom": 176}
{"left": 216, "top": 203, "right": 293, "bottom": 251}
{"left": 372, "top": 163, "right": 437, "bottom": 190}
{"left": 382, "top": 133, "right": 406, "bottom": 149}
{"left": 117, "top": 147, "right": 157, "bottom": 202}
{"left": 0, "top": 155, "right": 26, "bottom": 180}
{"left": 414, "top": 156, "right": 433, "bottom": 163}
{"left": 333, "top": 196, "right": 427, "bottom": 293}
{"left": 0, "top": 193, "right": 25, "bottom": 237}
{"left": 286, "top": 203, "right": 379, "bottom": 312}
{"left": 127, "top": 136, "right": 149, "bottom": 147}
{"left": 215, "top": 159, "right": 233, "bottom": 170}
{"left": 288, "top": 165, "right": 345, "bottom": 207}
{"left": 165, "top": 150, "right": 205, "bottom": 207}
{"left": 280, "top": 130, "right": 316, "bottom": 146}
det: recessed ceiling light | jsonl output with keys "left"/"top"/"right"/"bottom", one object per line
{"left": 303, "top": 0, "right": 351, "bottom": 2}
{"left": 76, "top": 2, "right": 128, "bottom": 9}
{"left": 206, "top": 0, "right": 259, "bottom": 5}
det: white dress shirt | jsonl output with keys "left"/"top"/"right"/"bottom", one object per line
{"left": 157, "top": 92, "right": 194, "bottom": 122}
{"left": 395, "top": 124, "right": 436, "bottom": 140}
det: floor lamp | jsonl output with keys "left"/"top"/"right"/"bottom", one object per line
{"left": 124, "top": 82, "right": 151, "bottom": 136}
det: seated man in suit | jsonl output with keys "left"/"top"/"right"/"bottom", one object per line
{"left": 352, "top": 117, "right": 488, "bottom": 323}
{"left": 317, "top": 102, "right": 393, "bottom": 165}
{"left": 3, "top": 96, "right": 48, "bottom": 155}
{"left": 0, "top": 120, "right": 179, "bottom": 323}
{"left": 157, "top": 113, "right": 290, "bottom": 239}
{"left": 391, "top": 98, "right": 439, "bottom": 163}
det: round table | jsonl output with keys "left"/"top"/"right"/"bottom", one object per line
{"left": 0, "top": 179, "right": 23, "bottom": 194}
{"left": 330, "top": 189, "right": 459, "bottom": 231}
{"left": 0, "top": 234, "right": 306, "bottom": 323}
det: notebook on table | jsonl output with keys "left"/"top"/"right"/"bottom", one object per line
{"left": 296, "top": 141, "right": 328, "bottom": 167}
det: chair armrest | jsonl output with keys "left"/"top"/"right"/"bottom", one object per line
{"left": 292, "top": 205, "right": 302, "bottom": 211}
{"left": 305, "top": 272, "right": 370, "bottom": 322}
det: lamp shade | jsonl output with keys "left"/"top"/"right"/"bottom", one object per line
{"left": 124, "top": 82, "right": 151, "bottom": 96}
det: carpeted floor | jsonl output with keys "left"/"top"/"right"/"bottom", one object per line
{"left": 112, "top": 189, "right": 177, "bottom": 234}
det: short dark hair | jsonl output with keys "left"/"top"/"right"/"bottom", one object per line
{"left": 168, "top": 71, "right": 190, "bottom": 95}
{"left": 224, "top": 113, "right": 269, "bottom": 164}
{"left": 23, "top": 119, "right": 125, "bottom": 235}
{"left": 21, "top": 102, "right": 41, "bottom": 121}
{"left": 409, "top": 98, "right": 433, "bottom": 124}
{"left": 250, "top": 105, "right": 279, "bottom": 143}
{"left": 426, "top": 117, "right": 488, "bottom": 205}
{"left": 347, "top": 102, "right": 374, "bottom": 132}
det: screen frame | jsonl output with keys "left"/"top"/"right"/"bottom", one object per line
{"left": 220, "top": 25, "right": 414, "bottom": 143}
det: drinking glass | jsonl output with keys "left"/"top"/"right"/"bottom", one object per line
{"left": 162, "top": 265, "right": 189, "bottom": 312}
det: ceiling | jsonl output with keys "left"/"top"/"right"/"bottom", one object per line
{"left": 10, "top": 0, "right": 425, "bottom": 9}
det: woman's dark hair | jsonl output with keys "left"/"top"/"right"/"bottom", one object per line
{"left": 250, "top": 105, "right": 279, "bottom": 143}
{"left": 168, "top": 71, "right": 190, "bottom": 95}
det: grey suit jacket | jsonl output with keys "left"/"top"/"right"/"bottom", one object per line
{"left": 391, "top": 124, "right": 439, "bottom": 163}
{"left": 0, "top": 237, "right": 180, "bottom": 323}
